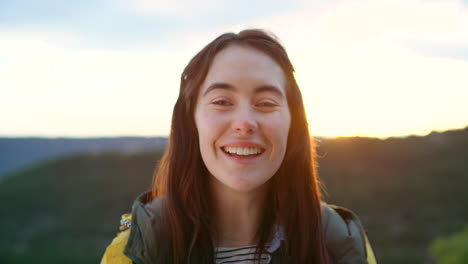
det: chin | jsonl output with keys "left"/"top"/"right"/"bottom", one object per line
{"left": 218, "top": 175, "right": 271, "bottom": 194}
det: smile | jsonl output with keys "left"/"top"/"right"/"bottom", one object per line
{"left": 221, "top": 146, "right": 265, "bottom": 157}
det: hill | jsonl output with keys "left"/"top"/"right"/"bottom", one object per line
{"left": 0, "top": 137, "right": 167, "bottom": 180}
{"left": 0, "top": 151, "right": 161, "bottom": 263}
{"left": 0, "top": 126, "right": 467, "bottom": 263}
{"left": 317, "top": 127, "right": 468, "bottom": 263}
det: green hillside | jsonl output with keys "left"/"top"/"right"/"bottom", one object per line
{"left": 0, "top": 151, "right": 160, "bottom": 263}
{"left": 0, "top": 127, "right": 467, "bottom": 263}
{"left": 318, "top": 127, "right": 468, "bottom": 263}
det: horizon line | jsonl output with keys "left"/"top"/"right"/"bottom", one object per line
{"left": 1, "top": 125, "right": 466, "bottom": 140}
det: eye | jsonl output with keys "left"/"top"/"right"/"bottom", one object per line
{"left": 211, "top": 99, "right": 233, "bottom": 106}
{"left": 256, "top": 101, "right": 278, "bottom": 107}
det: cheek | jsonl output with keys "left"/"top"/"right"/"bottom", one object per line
{"left": 261, "top": 115, "right": 290, "bottom": 165}
{"left": 268, "top": 113, "right": 291, "bottom": 146}
{"left": 195, "top": 111, "right": 226, "bottom": 155}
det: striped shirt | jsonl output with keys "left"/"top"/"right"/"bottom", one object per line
{"left": 214, "top": 225, "right": 285, "bottom": 264}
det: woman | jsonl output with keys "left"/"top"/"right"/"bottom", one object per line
{"left": 101, "top": 29, "right": 377, "bottom": 264}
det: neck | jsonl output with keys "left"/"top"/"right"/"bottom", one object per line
{"left": 210, "top": 178, "right": 269, "bottom": 248}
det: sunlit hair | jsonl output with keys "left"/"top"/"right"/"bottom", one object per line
{"left": 151, "top": 29, "right": 331, "bottom": 264}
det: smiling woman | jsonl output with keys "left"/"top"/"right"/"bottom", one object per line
{"left": 101, "top": 29, "right": 377, "bottom": 264}
{"left": 195, "top": 44, "right": 291, "bottom": 196}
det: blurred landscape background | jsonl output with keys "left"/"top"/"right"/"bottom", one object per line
{"left": 2, "top": 1, "right": 468, "bottom": 263}
{"left": 0, "top": 126, "right": 467, "bottom": 264}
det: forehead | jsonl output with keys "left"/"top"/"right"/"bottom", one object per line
{"left": 200, "top": 44, "right": 286, "bottom": 93}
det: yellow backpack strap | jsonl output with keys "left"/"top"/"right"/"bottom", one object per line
{"left": 100, "top": 214, "right": 133, "bottom": 264}
{"left": 364, "top": 232, "right": 377, "bottom": 264}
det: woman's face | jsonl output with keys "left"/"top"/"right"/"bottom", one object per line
{"left": 194, "top": 44, "right": 291, "bottom": 194}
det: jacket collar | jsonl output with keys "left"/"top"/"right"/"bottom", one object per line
{"left": 124, "top": 192, "right": 368, "bottom": 263}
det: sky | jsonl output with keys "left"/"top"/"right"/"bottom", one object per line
{"left": 1, "top": 0, "right": 467, "bottom": 138}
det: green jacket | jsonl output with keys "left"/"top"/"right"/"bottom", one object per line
{"left": 101, "top": 193, "right": 377, "bottom": 264}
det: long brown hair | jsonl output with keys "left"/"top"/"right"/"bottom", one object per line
{"left": 151, "top": 29, "right": 331, "bottom": 263}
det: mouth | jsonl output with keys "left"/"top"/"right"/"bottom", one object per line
{"left": 221, "top": 146, "right": 265, "bottom": 158}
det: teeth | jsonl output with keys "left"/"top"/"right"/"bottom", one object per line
{"left": 223, "top": 146, "right": 262, "bottom": 155}
{"left": 241, "top": 148, "right": 247, "bottom": 155}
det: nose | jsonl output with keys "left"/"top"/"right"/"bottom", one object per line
{"left": 231, "top": 107, "right": 258, "bottom": 136}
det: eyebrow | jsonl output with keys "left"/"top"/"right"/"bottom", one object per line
{"left": 203, "top": 82, "right": 285, "bottom": 98}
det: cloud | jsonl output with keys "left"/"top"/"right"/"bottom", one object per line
{"left": 119, "top": 0, "right": 305, "bottom": 22}
{"left": 0, "top": 30, "right": 185, "bottom": 136}
{"left": 314, "top": 0, "right": 467, "bottom": 41}
{"left": 0, "top": 1, "right": 176, "bottom": 49}
{"left": 184, "top": 0, "right": 468, "bottom": 59}
{"left": 310, "top": 0, "right": 468, "bottom": 60}
{"left": 2, "top": 0, "right": 467, "bottom": 137}
{"left": 173, "top": 0, "right": 468, "bottom": 137}
{"left": 120, "top": 0, "right": 217, "bottom": 16}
